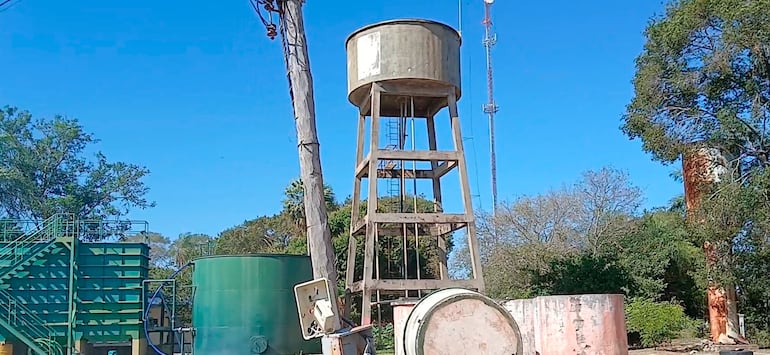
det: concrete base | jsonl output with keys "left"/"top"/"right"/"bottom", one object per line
{"left": 502, "top": 294, "right": 628, "bottom": 355}
{"left": 75, "top": 340, "right": 93, "bottom": 355}
{"left": 0, "top": 342, "right": 12, "bottom": 355}
{"left": 391, "top": 298, "right": 419, "bottom": 355}
{"left": 321, "top": 326, "right": 374, "bottom": 355}
{"left": 132, "top": 339, "right": 147, "bottom": 355}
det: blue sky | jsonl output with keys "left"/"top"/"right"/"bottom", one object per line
{"left": 0, "top": 0, "right": 681, "bottom": 239}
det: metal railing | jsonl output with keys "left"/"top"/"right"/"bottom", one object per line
{"left": 0, "top": 215, "right": 150, "bottom": 244}
{"left": 0, "top": 289, "right": 62, "bottom": 354}
{"left": 0, "top": 214, "right": 72, "bottom": 266}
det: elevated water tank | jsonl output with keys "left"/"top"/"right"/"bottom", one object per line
{"left": 403, "top": 288, "right": 523, "bottom": 355}
{"left": 192, "top": 254, "right": 321, "bottom": 355}
{"left": 345, "top": 19, "right": 462, "bottom": 116}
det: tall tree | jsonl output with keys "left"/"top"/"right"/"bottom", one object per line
{"left": 216, "top": 215, "right": 292, "bottom": 255}
{"left": 453, "top": 167, "right": 643, "bottom": 298}
{"left": 621, "top": 0, "right": 770, "bottom": 343}
{"left": 0, "top": 106, "right": 154, "bottom": 220}
{"left": 622, "top": 0, "right": 770, "bottom": 166}
{"left": 282, "top": 178, "right": 337, "bottom": 229}
{"left": 123, "top": 232, "right": 174, "bottom": 268}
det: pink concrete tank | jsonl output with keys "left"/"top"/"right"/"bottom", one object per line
{"left": 503, "top": 294, "right": 628, "bottom": 355}
{"left": 391, "top": 299, "right": 419, "bottom": 355}
{"left": 536, "top": 294, "right": 628, "bottom": 354}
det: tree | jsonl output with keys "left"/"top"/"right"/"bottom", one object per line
{"left": 282, "top": 178, "right": 337, "bottom": 229}
{"left": 216, "top": 215, "right": 294, "bottom": 255}
{"left": 213, "top": 180, "right": 452, "bottom": 324}
{"left": 171, "top": 233, "right": 215, "bottom": 266}
{"left": 576, "top": 167, "right": 644, "bottom": 254}
{"left": 620, "top": 0, "right": 770, "bottom": 342}
{"left": 160, "top": 233, "right": 216, "bottom": 326}
{"left": 0, "top": 106, "right": 155, "bottom": 220}
{"left": 621, "top": 0, "right": 770, "bottom": 167}
{"left": 616, "top": 210, "right": 705, "bottom": 317}
{"left": 123, "top": 232, "right": 174, "bottom": 268}
{"left": 456, "top": 167, "right": 643, "bottom": 299}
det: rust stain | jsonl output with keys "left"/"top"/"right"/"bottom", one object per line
{"left": 683, "top": 148, "right": 720, "bottom": 212}
{"left": 569, "top": 297, "right": 589, "bottom": 355}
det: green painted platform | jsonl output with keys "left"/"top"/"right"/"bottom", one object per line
{"left": 0, "top": 215, "right": 150, "bottom": 354}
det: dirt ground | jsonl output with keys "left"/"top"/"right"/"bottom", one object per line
{"left": 630, "top": 350, "right": 770, "bottom": 355}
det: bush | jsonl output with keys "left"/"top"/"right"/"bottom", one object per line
{"left": 749, "top": 328, "right": 770, "bottom": 349}
{"left": 372, "top": 323, "right": 395, "bottom": 351}
{"left": 625, "top": 298, "right": 698, "bottom": 347}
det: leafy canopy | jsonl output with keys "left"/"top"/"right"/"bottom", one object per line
{"left": 0, "top": 106, "right": 154, "bottom": 220}
{"left": 622, "top": 0, "right": 770, "bottom": 166}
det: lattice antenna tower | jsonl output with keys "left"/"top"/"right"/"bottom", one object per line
{"left": 482, "top": 0, "right": 499, "bottom": 219}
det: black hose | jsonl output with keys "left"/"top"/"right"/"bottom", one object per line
{"left": 144, "top": 262, "right": 193, "bottom": 355}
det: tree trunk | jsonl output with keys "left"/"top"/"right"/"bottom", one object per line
{"left": 685, "top": 148, "right": 747, "bottom": 345}
{"left": 278, "top": 0, "right": 340, "bottom": 328}
{"left": 703, "top": 242, "right": 745, "bottom": 344}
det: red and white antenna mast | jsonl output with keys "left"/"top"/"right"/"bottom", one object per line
{"left": 482, "top": 0, "right": 499, "bottom": 218}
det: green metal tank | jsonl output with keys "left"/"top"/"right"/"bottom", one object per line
{"left": 192, "top": 254, "right": 321, "bottom": 355}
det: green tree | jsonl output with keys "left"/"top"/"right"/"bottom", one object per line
{"left": 0, "top": 106, "right": 154, "bottom": 220}
{"left": 529, "top": 254, "right": 634, "bottom": 297}
{"left": 158, "top": 233, "right": 215, "bottom": 326}
{"left": 123, "top": 232, "right": 174, "bottom": 268}
{"left": 282, "top": 178, "right": 337, "bottom": 229}
{"left": 616, "top": 210, "right": 705, "bottom": 317}
{"left": 621, "top": 0, "right": 770, "bottom": 339}
{"left": 171, "top": 232, "right": 215, "bottom": 266}
{"left": 216, "top": 214, "right": 294, "bottom": 255}
{"left": 621, "top": 0, "right": 770, "bottom": 166}
{"left": 454, "top": 167, "right": 642, "bottom": 298}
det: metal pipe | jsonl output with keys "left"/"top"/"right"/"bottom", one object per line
{"left": 66, "top": 217, "right": 77, "bottom": 355}
{"left": 144, "top": 262, "right": 193, "bottom": 355}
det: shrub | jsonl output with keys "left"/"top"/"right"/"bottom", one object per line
{"left": 625, "top": 298, "right": 698, "bottom": 347}
{"left": 372, "top": 323, "right": 395, "bottom": 351}
{"left": 749, "top": 328, "right": 770, "bottom": 348}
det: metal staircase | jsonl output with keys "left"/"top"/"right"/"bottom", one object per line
{"left": 0, "top": 214, "right": 71, "bottom": 354}
{"left": 0, "top": 242, "right": 60, "bottom": 286}
{"left": 0, "top": 290, "right": 62, "bottom": 355}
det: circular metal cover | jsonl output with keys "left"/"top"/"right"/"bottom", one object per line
{"left": 250, "top": 335, "right": 268, "bottom": 354}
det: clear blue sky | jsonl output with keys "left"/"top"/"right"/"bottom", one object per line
{"left": 0, "top": 0, "right": 681, "bottom": 239}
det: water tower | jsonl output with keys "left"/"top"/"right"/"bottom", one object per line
{"left": 343, "top": 19, "right": 485, "bottom": 325}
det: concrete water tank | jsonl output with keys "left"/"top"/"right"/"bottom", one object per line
{"left": 191, "top": 254, "right": 321, "bottom": 355}
{"left": 402, "top": 288, "right": 523, "bottom": 355}
{"left": 345, "top": 19, "right": 462, "bottom": 116}
{"left": 503, "top": 294, "right": 628, "bottom": 355}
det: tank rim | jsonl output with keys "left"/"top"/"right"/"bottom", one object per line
{"left": 345, "top": 18, "right": 461, "bottom": 48}
{"left": 192, "top": 253, "right": 310, "bottom": 262}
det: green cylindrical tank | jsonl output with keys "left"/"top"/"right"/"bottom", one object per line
{"left": 192, "top": 254, "right": 321, "bottom": 355}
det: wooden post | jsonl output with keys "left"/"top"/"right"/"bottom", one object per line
{"left": 345, "top": 82, "right": 486, "bottom": 325}
{"left": 278, "top": 0, "right": 341, "bottom": 330}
